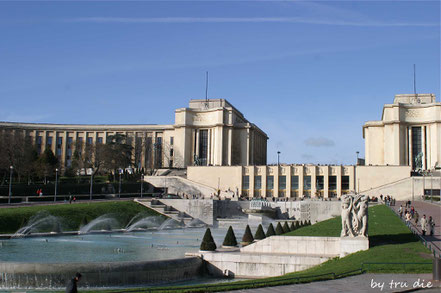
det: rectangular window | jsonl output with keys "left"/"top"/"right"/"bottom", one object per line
{"left": 146, "top": 137, "right": 152, "bottom": 169}
{"left": 411, "top": 126, "right": 422, "bottom": 170}
{"left": 67, "top": 137, "right": 73, "bottom": 149}
{"left": 267, "top": 175, "right": 274, "bottom": 189}
{"left": 342, "top": 176, "right": 350, "bottom": 190}
{"left": 198, "top": 130, "right": 208, "bottom": 166}
{"left": 279, "top": 176, "right": 286, "bottom": 190}
{"left": 254, "top": 176, "right": 262, "bottom": 189}
{"left": 304, "top": 176, "right": 311, "bottom": 190}
{"left": 316, "top": 176, "right": 324, "bottom": 190}
{"left": 47, "top": 137, "right": 53, "bottom": 148}
{"left": 155, "top": 137, "right": 162, "bottom": 168}
{"left": 87, "top": 137, "right": 93, "bottom": 145}
{"left": 329, "top": 176, "right": 337, "bottom": 190}
{"left": 170, "top": 137, "right": 174, "bottom": 145}
{"left": 243, "top": 176, "right": 250, "bottom": 189}
{"left": 97, "top": 137, "right": 103, "bottom": 144}
{"left": 291, "top": 176, "right": 299, "bottom": 190}
{"left": 57, "top": 137, "right": 62, "bottom": 148}
{"left": 170, "top": 149, "right": 174, "bottom": 157}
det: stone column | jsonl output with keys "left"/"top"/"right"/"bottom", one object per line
{"left": 227, "top": 128, "right": 232, "bottom": 166}
{"left": 286, "top": 166, "right": 292, "bottom": 198}
{"left": 337, "top": 166, "right": 342, "bottom": 198}
{"left": 324, "top": 166, "right": 329, "bottom": 199}
{"left": 249, "top": 166, "right": 255, "bottom": 199}
{"left": 311, "top": 166, "right": 317, "bottom": 198}
{"left": 299, "top": 166, "right": 304, "bottom": 198}
{"left": 422, "top": 126, "right": 426, "bottom": 170}
{"left": 274, "top": 166, "right": 279, "bottom": 198}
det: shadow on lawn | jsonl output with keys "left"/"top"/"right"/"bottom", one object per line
{"left": 369, "top": 232, "right": 419, "bottom": 247}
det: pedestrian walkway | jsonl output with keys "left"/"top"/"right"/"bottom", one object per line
{"left": 392, "top": 200, "right": 441, "bottom": 257}
{"left": 228, "top": 274, "right": 439, "bottom": 293}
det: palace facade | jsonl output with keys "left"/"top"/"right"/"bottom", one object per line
{"left": 0, "top": 99, "right": 268, "bottom": 170}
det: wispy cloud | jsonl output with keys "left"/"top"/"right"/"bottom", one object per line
{"left": 66, "top": 17, "right": 438, "bottom": 27}
{"left": 304, "top": 137, "right": 335, "bottom": 147}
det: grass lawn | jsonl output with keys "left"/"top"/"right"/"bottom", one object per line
{"left": 0, "top": 201, "right": 162, "bottom": 234}
{"left": 85, "top": 205, "right": 432, "bottom": 293}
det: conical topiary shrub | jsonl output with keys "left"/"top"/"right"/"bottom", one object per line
{"left": 307, "top": 220, "right": 312, "bottom": 226}
{"left": 295, "top": 221, "right": 301, "bottom": 229}
{"left": 241, "top": 225, "right": 254, "bottom": 246}
{"left": 290, "top": 222, "right": 296, "bottom": 231}
{"left": 200, "top": 228, "right": 217, "bottom": 251}
{"left": 254, "top": 224, "right": 266, "bottom": 240}
{"left": 283, "top": 222, "right": 290, "bottom": 233}
{"left": 223, "top": 226, "right": 238, "bottom": 247}
{"left": 275, "top": 222, "right": 284, "bottom": 235}
{"left": 266, "top": 223, "right": 275, "bottom": 237}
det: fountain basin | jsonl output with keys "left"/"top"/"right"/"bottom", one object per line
{"left": 0, "top": 257, "right": 203, "bottom": 289}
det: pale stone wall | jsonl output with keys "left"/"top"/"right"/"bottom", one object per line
{"left": 356, "top": 165, "right": 411, "bottom": 194}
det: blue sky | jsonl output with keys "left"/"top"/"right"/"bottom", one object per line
{"left": 0, "top": 1, "right": 439, "bottom": 165}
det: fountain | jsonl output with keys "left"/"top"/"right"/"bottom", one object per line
{"left": 1, "top": 211, "right": 246, "bottom": 289}
{"left": 125, "top": 215, "right": 163, "bottom": 232}
{"left": 78, "top": 214, "right": 120, "bottom": 234}
{"left": 13, "top": 211, "right": 63, "bottom": 237}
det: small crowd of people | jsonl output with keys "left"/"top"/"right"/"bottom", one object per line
{"left": 398, "top": 201, "right": 435, "bottom": 236}
{"left": 380, "top": 194, "right": 395, "bottom": 206}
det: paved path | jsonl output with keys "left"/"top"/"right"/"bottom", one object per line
{"left": 392, "top": 201, "right": 441, "bottom": 257}
{"left": 228, "top": 274, "right": 440, "bottom": 293}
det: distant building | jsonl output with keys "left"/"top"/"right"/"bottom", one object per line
{"left": 0, "top": 99, "right": 268, "bottom": 170}
{"left": 187, "top": 94, "right": 440, "bottom": 200}
{"left": 363, "top": 94, "right": 440, "bottom": 170}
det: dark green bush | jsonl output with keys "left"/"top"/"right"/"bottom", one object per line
{"left": 283, "top": 222, "right": 290, "bottom": 233}
{"left": 275, "top": 222, "right": 284, "bottom": 235}
{"left": 241, "top": 225, "right": 254, "bottom": 245}
{"left": 223, "top": 226, "right": 238, "bottom": 247}
{"left": 266, "top": 223, "right": 275, "bottom": 237}
{"left": 290, "top": 222, "right": 296, "bottom": 231}
{"left": 200, "top": 228, "right": 217, "bottom": 251}
{"left": 254, "top": 224, "right": 266, "bottom": 240}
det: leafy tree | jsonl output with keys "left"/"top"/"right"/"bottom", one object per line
{"left": 200, "top": 228, "right": 217, "bottom": 251}
{"left": 35, "top": 148, "right": 58, "bottom": 183}
{"left": 254, "top": 224, "right": 266, "bottom": 240}
{"left": 223, "top": 226, "right": 238, "bottom": 247}
{"left": 266, "top": 223, "right": 275, "bottom": 237}
{"left": 283, "top": 222, "right": 291, "bottom": 233}
{"left": 241, "top": 225, "right": 254, "bottom": 245}
{"left": 275, "top": 222, "right": 284, "bottom": 235}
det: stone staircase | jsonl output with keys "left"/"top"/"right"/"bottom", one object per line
{"left": 134, "top": 198, "right": 194, "bottom": 225}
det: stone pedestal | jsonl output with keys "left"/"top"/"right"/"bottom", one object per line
{"left": 339, "top": 237, "right": 369, "bottom": 257}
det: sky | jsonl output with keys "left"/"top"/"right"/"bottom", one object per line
{"left": 0, "top": 0, "right": 439, "bottom": 165}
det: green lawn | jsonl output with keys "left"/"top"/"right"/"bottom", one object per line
{"left": 0, "top": 201, "right": 161, "bottom": 233}
{"left": 86, "top": 205, "right": 432, "bottom": 292}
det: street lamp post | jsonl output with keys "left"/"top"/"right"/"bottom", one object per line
{"left": 277, "top": 151, "right": 281, "bottom": 166}
{"left": 8, "top": 166, "right": 13, "bottom": 204}
{"left": 140, "top": 174, "right": 144, "bottom": 198}
{"left": 89, "top": 170, "right": 93, "bottom": 201}
{"left": 54, "top": 168, "right": 58, "bottom": 202}
{"left": 356, "top": 151, "right": 359, "bottom": 165}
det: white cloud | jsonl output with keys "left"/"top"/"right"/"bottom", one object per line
{"left": 66, "top": 17, "right": 438, "bottom": 27}
{"left": 304, "top": 137, "right": 335, "bottom": 147}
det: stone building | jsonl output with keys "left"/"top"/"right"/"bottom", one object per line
{"left": 363, "top": 94, "right": 441, "bottom": 170}
{"left": 0, "top": 99, "right": 268, "bottom": 170}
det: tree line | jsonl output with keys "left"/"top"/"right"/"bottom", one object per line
{"left": 0, "top": 131, "right": 177, "bottom": 185}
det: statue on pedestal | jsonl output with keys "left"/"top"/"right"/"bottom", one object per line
{"left": 341, "top": 194, "right": 368, "bottom": 237}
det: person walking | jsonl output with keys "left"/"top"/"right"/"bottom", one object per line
{"left": 428, "top": 216, "right": 435, "bottom": 236}
{"left": 398, "top": 205, "right": 403, "bottom": 218}
{"left": 66, "top": 272, "right": 82, "bottom": 293}
{"left": 414, "top": 211, "right": 419, "bottom": 225}
{"left": 421, "top": 214, "right": 427, "bottom": 236}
